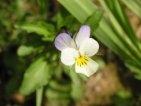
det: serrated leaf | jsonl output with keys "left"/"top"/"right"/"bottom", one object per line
{"left": 19, "top": 57, "right": 52, "bottom": 95}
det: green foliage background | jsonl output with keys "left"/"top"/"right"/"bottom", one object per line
{"left": 0, "top": 0, "right": 141, "bottom": 106}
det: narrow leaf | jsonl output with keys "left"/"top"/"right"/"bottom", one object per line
{"left": 58, "top": 0, "right": 96, "bottom": 23}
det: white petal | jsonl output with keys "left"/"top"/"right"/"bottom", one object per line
{"left": 75, "top": 57, "right": 99, "bottom": 77}
{"left": 55, "top": 33, "right": 76, "bottom": 51}
{"left": 75, "top": 25, "right": 90, "bottom": 48}
{"left": 61, "top": 48, "right": 79, "bottom": 66}
{"left": 79, "top": 38, "right": 99, "bottom": 57}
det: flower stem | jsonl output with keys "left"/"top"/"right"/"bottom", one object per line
{"left": 36, "top": 87, "right": 43, "bottom": 106}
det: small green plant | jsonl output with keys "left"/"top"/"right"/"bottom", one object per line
{"left": 1, "top": 0, "right": 141, "bottom": 106}
{"left": 58, "top": 0, "right": 141, "bottom": 79}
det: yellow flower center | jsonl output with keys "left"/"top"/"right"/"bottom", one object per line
{"left": 75, "top": 55, "right": 88, "bottom": 67}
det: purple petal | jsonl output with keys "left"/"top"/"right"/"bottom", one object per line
{"left": 75, "top": 25, "right": 90, "bottom": 48}
{"left": 54, "top": 33, "right": 76, "bottom": 51}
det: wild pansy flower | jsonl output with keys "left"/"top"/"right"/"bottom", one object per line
{"left": 55, "top": 25, "right": 99, "bottom": 77}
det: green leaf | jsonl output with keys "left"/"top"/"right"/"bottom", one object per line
{"left": 58, "top": 0, "right": 97, "bottom": 23}
{"left": 85, "top": 9, "right": 103, "bottom": 30}
{"left": 37, "top": 0, "right": 47, "bottom": 16}
{"left": 15, "top": 21, "right": 55, "bottom": 41}
{"left": 112, "top": 91, "right": 132, "bottom": 106}
{"left": 122, "top": 0, "right": 141, "bottom": 19}
{"left": 46, "top": 80, "right": 71, "bottom": 99}
{"left": 86, "top": 9, "right": 103, "bottom": 30}
{"left": 99, "top": 0, "right": 141, "bottom": 51}
{"left": 54, "top": 13, "right": 76, "bottom": 30}
{"left": 48, "top": 80, "right": 71, "bottom": 93}
{"left": 46, "top": 87, "right": 70, "bottom": 99}
{"left": 126, "top": 63, "right": 141, "bottom": 80}
{"left": 19, "top": 57, "right": 52, "bottom": 95}
{"left": 58, "top": 0, "right": 103, "bottom": 30}
{"left": 17, "top": 45, "right": 35, "bottom": 56}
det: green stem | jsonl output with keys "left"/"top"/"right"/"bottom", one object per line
{"left": 36, "top": 87, "right": 43, "bottom": 106}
